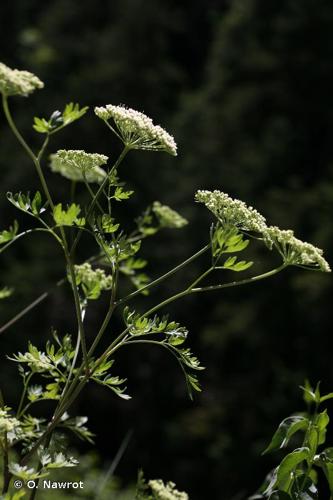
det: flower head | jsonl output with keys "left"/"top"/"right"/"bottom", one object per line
{"left": 73, "top": 263, "right": 113, "bottom": 300}
{"left": 148, "top": 480, "right": 189, "bottom": 500}
{"left": 49, "top": 150, "right": 108, "bottom": 184}
{"left": 0, "top": 62, "right": 44, "bottom": 97}
{"left": 152, "top": 201, "right": 188, "bottom": 229}
{"left": 264, "top": 226, "right": 331, "bottom": 272}
{"left": 195, "top": 189, "right": 267, "bottom": 233}
{"left": 94, "top": 104, "right": 177, "bottom": 156}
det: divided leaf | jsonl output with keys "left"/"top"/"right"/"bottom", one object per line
{"left": 53, "top": 203, "right": 85, "bottom": 227}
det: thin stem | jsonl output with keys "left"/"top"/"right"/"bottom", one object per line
{"left": 190, "top": 264, "right": 287, "bottom": 293}
{"left": 70, "top": 147, "right": 129, "bottom": 258}
{"left": 0, "top": 279, "right": 63, "bottom": 335}
{"left": 59, "top": 327, "right": 81, "bottom": 401}
{"left": 0, "top": 253, "right": 102, "bottom": 335}
{"left": 83, "top": 177, "right": 104, "bottom": 214}
{"left": 187, "top": 266, "right": 214, "bottom": 290}
{"left": 116, "top": 243, "right": 211, "bottom": 306}
{"left": 16, "top": 372, "right": 33, "bottom": 418}
{"left": 94, "top": 430, "right": 133, "bottom": 499}
{"left": 2, "top": 96, "right": 88, "bottom": 370}
{"left": 95, "top": 264, "right": 288, "bottom": 369}
{"left": 2, "top": 432, "right": 10, "bottom": 494}
{"left": 0, "top": 228, "right": 60, "bottom": 255}
{"left": 28, "top": 433, "right": 52, "bottom": 500}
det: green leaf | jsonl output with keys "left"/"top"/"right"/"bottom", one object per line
{"left": 290, "top": 474, "right": 318, "bottom": 499}
{"left": 31, "top": 191, "right": 43, "bottom": 215}
{"left": 99, "top": 214, "right": 120, "bottom": 233}
{"left": 33, "top": 116, "right": 51, "bottom": 133}
{"left": 300, "top": 381, "right": 321, "bottom": 405}
{"left": 263, "top": 416, "right": 309, "bottom": 454}
{"left": 62, "top": 102, "right": 88, "bottom": 125}
{"left": 113, "top": 186, "right": 134, "bottom": 201}
{"left": 320, "top": 392, "right": 333, "bottom": 403}
{"left": 53, "top": 203, "right": 85, "bottom": 226}
{"left": 223, "top": 256, "right": 253, "bottom": 272}
{"left": 277, "top": 448, "right": 310, "bottom": 490}
{"left": 33, "top": 103, "right": 88, "bottom": 134}
{"left": 0, "top": 287, "right": 14, "bottom": 299}
{"left": 315, "top": 410, "right": 329, "bottom": 445}
{"left": 60, "top": 415, "right": 95, "bottom": 444}
{"left": 0, "top": 220, "right": 19, "bottom": 244}
{"left": 314, "top": 447, "right": 333, "bottom": 493}
{"left": 7, "top": 191, "right": 45, "bottom": 216}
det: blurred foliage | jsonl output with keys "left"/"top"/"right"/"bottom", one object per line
{"left": 1, "top": 0, "right": 333, "bottom": 498}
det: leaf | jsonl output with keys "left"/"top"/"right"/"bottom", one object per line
{"left": 33, "top": 116, "right": 51, "bottom": 134}
{"left": 277, "top": 447, "right": 310, "bottom": 489}
{"left": 62, "top": 102, "right": 88, "bottom": 125}
{"left": 7, "top": 192, "right": 45, "bottom": 216}
{"left": 290, "top": 474, "right": 318, "bottom": 499}
{"left": 320, "top": 392, "right": 333, "bottom": 403}
{"left": 223, "top": 256, "right": 253, "bottom": 272}
{"left": 31, "top": 191, "right": 43, "bottom": 215}
{"left": 0, "top": 220, "right": 19, "bottom": 244}
{"left": 99, "top": 214, "right": 119, "bottom": 233}
{"left": 0, "top": 287, "right": 14, "bottom": 299}
{"left": 33, "top": 103, "right": 88, "bottom": 134}
{"left": 300, "top": 381, "right": 321, "bottom": 405}
{"left": 113, "top": 186, "right": 134, "bottom": 201}
{"left": 263, "top": 416, "right": 309, "bottom": 454}
{"left": 314, "top": 447, "right": 333, "bottom": 493}
{"left": 53, "top": 203, "right": 85, "bottom": 226}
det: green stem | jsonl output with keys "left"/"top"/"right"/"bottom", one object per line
{"left": 187, "top": 266, "right": 214, "bottom": 289}
{"left": 70, "top": 146, "right": 129, "bottom": 258}
{"left": 2, "top": 97, "right": 88, "bottom": 370}
{"left": 191, "top": 264, "right": 287, "bottom": 293}
{"left": 0, "top": 228, "right": 60, "bottom": 255}
{"left": 116, "top": 243, "right": 211, "bottom": 306}
{"left": 2, "top": 432, "right": 10, "bottom": 494}
{"left": 0, "top": 253, "right": 102, "bottom": 336}
{"left": 83, "top": 177, "right": 104, "bottom": 214}
{"left": 95, "top": 264, "right": 287, "bottom": 371}
{"left": 16, "top": 372, "right": 33, "bottom": 418}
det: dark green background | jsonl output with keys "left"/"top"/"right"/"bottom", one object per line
{"left": 1, "top": 1, "right": 333, "bottom": 498}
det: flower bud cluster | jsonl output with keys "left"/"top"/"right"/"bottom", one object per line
{"left": 195, "top": 189, "right": 267, "bottom": 233}
{"left": 264, "top": 226, "right": 331, "bottom": 272}
{"left": 95, "top": 104, "right": 177, "bottom": 156}
{"left": 152, "top": 201, "right": 188, "bottom": 229}
{"left": 50, "top": 150, "right": 107, "bottom": 184}
{"left": 74, "top": 263, "right": 112, "bottom": 300}
{"left": 196, "top": 189, "right": 331, "bottom": 272}
{"left": 0, "top": 62, "right": 44, "bottom": 97}
{"left": 148, "top": 479, "right": 189, "bottom": 500}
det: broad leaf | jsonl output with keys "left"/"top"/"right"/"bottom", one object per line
{"left": 263, "top": 416, "right": 309, "bottom": 454}
{"left": 277, "top": 448, "right": 310, "bottom": 490}
{"left": 290, "top": 473, "right": 318, "bottom": 499}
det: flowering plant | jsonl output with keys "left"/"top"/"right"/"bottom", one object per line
{"left": 0, "top": 61, "right": 330, "bottom": 499}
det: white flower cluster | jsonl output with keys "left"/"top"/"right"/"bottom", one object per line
{"left": 148, "top": 480, "right": 189, "bottom": 500}
{"left": 264, "top": 226, "right": 331, "bottom": 272}
{"left": 152, "top": 201, "right": 188, "bottom": 228}
{"left": 195, "top": 189, "right": 267, "bottom": 233}
{"left": 0, "top": 408, "right": 21, "bottom": 433}
{"left": 196, "top": 189, "right": 331, "bottom": 272}
{"left": 94, "top": 104, "right": 177, "bottom": 156}
{"left": 74, "top": 263, "right": 112, "bottom": 300}
{"left": 49, "top": 150, "right": 108, "bottom": 184}
{"left": 0, "top": 62, "right": 44, "bottom": 97}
